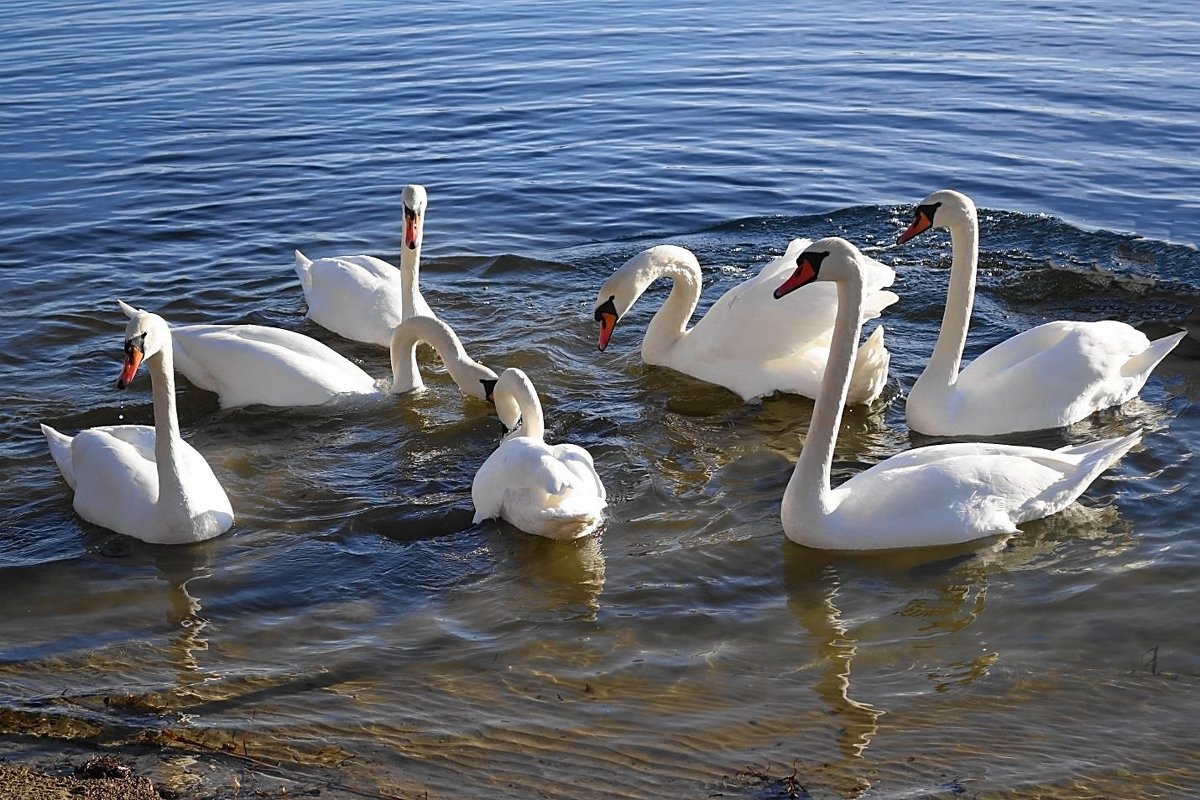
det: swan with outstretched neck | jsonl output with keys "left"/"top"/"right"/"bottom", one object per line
{"left": 773, "top": 238, "right": 1141, "bottom": 550}
{"left": 592, "top": 240, "right": 897, "bottom": 404}
{"left": 897, "top": 189, "right": 1184, "bottom": 436}
{"left": 41, "top": 302, "right": 234, "bottom": 545}
{"left": 163, "top": 309, "right": 496, "bottom": 408}
{"left": 294, "top": 183, "right": 435, "bottom": 347}
{"left": 472, "top": 368, "right": 606, "bottom": 540}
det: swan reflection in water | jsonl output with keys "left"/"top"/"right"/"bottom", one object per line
{"left": 486, "top": 531, "right": 606, "bottom": 621}
{"left": 778, "top": 495, "right": 1132, "bottom": 797}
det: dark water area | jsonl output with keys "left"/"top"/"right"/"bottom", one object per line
{"left": 2, "top": 2, "right": 1199, "bottom": 798}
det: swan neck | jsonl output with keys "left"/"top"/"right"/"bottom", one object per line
{"left": 400, "top": 239, "right": 422, "bottom": 315}
{"left": 390, "top": 318, "right": 475, "bottom": 394}
{"left": 788, "top": 272, "right": 865, "bottom": 511}
{"left": 925, "top": 217, "right": 978, "bottom": 388}
{"left": 389, "top": 326, "right": 422, "bottom": 393}
{"left": 147, "top": 337, "right": 189, "bottom": 517}
{"left": 642, "top": 258, "right": 701, "bottom": 361}
{"left": 514, "top": 375, "right": 546, "bottom": 441}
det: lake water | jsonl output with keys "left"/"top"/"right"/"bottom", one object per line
{"left": 2, "top": 1, "right": 1199, "bottom": 798}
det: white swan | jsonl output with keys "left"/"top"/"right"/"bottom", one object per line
{"left": 472, "top": 368, "right": 607, "bottom": 540}
{"left": 41, "top": 303, "right": 234, "bottom": 545}
{"left": 294, "top": 184, "right": 435, "bottom": 347}
{"left": 774, "top": 237, "right": 1142, "bottom": 550}
{"left": 592, "top": 241, "right": 898, "bottom": 404}
{"left": 157, "top": 308, "right": 496, "bottom": 408}
{"left": 897, "top": 189, "right": 1185, "bottom": 436}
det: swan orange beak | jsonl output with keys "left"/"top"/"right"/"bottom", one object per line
{"left": 597, "top": 311, "right": 618, "bottom": 351}
{"left": 773, "top": 257, "right": 819, "bottom": 299}
{"left": 117, "top": 345, "right": 144, "bottom": 389}
{"left": 403, "top": 209, "right": 423, "bottom": 250}
{"left": 897, "top": 208, "right": 934, "bottom": 244}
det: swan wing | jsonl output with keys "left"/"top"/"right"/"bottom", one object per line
{"left": 551, "top": 443, "right": 608, "bottom": 505}
{"left": 294, "top": 252, "right": 408, "bottom": 347}
{"left": 64, "top": 425, "right": 162, "bottom": 538}
{"left": 947, "top": 320, "right": 1164, "bottom": 430}
{"left": 172, "top": 324, "right": 378, "bottom": 408}
{"left": 818, "top": 433, "right": 1138, "bottom": 549}
{"left": 687, "top": 241, "right": 897, "bottom": 364}
{"left": 63, "top": 424, "right": 233, "bottom": 543}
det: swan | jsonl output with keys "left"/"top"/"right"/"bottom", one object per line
{"left": 151, "top": 307, "right": 496, "bottom": 408}
{"left": 472, "top": 368, "right": 606, "bottom": 540}
{"left": 293, "top": 183, "right": 435, "bottom": 347}
{"left": 773, "top": 237, "right": 1142, "bottom": 550}
{"left": 41, "top": 303, "right": 234, "bottom": 545}
{"left": 592, "top": 241, "right": 898, "bottom": 404}
{"left": 897, "top": 189, "right": 1185, "bottom": 436}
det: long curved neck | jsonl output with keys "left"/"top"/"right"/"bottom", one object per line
{"left": 641, "top": 259, "right": 701, "bottom": 362}
{"left": 923, "top": 215, "right": 979, "bottom": 388}
{"left": 147, "top": 336, "right": 190, "bottom": 519}
{"left": 512, "top": 374, "right": 546, "bottom": 441}
{"left": 787, "top": 271, "right": 866, "bottom": 513}
{"left": 389, "top": 317, "right": 474, "bottom": 394}
{"left": 400, "top": 237, "right": 422, "bottom": 316}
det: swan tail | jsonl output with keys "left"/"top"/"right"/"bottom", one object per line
{"left": 294, "top": 249, "right": 314, "bottom": 292}
{"left": 1056, "top": 430, "right": 1142, "bottom": 463}
{"left": 40, "top": 423, "right": 76, "bottom": 490}
{"left": 536, "top": 504, "right": 605, "bottom": 540}
{"left": 1120, "top": 330, "right": 1185, "bottom": 381}
{"left": 1031, "top": 430, "right": 1142, "bottom": 518}
{"left": 846, "top": 326, "right": 890, "bottom": 405}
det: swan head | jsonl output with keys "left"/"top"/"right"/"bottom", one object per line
{"left": 593, "top": 245, "right": 698, "bottom": 351}
{"left": 773, "top": 237, "right": 861, "bottom": 299}
{"left": 401, "top": 184, "right": 428, "bottom": 251}
{"left": 896, "top": 189, "right": 976, "bottom": 244}
{"left": 115, "top": 300, "right": 169, "bottom": 388}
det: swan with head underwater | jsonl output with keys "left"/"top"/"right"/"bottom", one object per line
{"left": 592, "top": 239, "right": 898, "bottom": 404}
{"left": 896, "top": 189, "right": 1185, "bottom": 436}
{"left": 148, "top": 305, "right": 496, "bottom": 408}
{"left": 40, "top": 303, "right": 234, "bottom": 545}
{"left": 294, "top": 183, "right": 435, "bottom": 348}
{"left": 471, "top": 368, "right": 607, "bottom": 540}
{"left": 773, "top": 237, "right": 1142, "bottom": 550}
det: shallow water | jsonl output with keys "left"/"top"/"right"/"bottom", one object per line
{"left": 2, "top": 2, "right": 1199, "bottom": 798}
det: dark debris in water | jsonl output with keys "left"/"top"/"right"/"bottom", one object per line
{"left": 727, "top": 763, "right": 814, "bottom": 800}
{"left": 77, "top": 755, "right": 133, "bottom": 781}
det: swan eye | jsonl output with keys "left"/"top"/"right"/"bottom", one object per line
{"left": 481, "top": 378, "right": 497, "bottom": 402}
{"left": 124, "top": 332, "right": 147, "bottom": 355}
{"left": 916, "top": 201, "right": 941, "bottom": 224}
{"left": 594, "top": 296, "right": 618, "bottom": 322}
{"left": 403, "top": 205, "right": 417, "bottom": 219}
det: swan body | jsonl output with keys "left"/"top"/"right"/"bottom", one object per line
{"left": 294, "top": 184, "right": 434, "bottom": 347}
{"left": 592, "top": 240, "right": 897, "bottom": 404}
{"left": 472, "top": 368, "right": 606, "bottom": 540}
{"left": 167, "top": 312, "right": 495, "bottom": 408}
{"left": 41, "top": 302, "right": 233, "bottom": 544}
{"left": 774, "top": 238, "right": 1141, "bottom": 551}
{"left": 171, "top": 322, "right": 379, "bottom": 408}
{"left": 898, "top": 189, "right": 1184, "bottom": 436}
